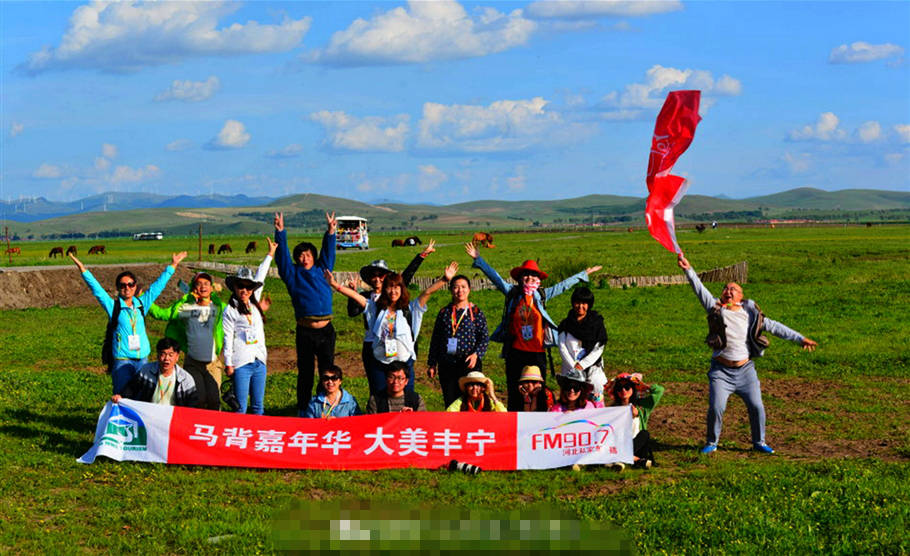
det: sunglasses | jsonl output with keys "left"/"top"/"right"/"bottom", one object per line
{"left": 321, "top": 375, "right": 341, "bottom": 382}
{"left": 117, "top": 281, "right": 136, "bottom": 289}
{"left": 620, "top": 384, "right": 634, "bottom": 391}
{"left": 565, "top": 383, "right": 585, "bottom": 392}
{"left": 235, "top": 283, "right": 255, "bottom": 291}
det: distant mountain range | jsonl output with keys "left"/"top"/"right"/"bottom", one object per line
{"left": 0, "top": 192, "right": 275, "bottom": 223}
{"left": 3, "top": 188, "right": 908, "bottom": 239}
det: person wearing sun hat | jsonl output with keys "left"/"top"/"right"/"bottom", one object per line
{"left": 149, "top": 238, "right": 276, "bottom": 410}
{"left": 607, "top": 372, "right": 664, "bottom": 469}
{"left": 445, "top": 371, "right": 506, "bottom": 412}
{"left": 516, "top": 365, "right": 556, "bottom": 412}
{"left": 550, "top": 367, "right": 604, "bottom": 412}
{"left": 222, "top": 266, "right": 271, "bottom": 415}
{"left": 464, "top": 242, "right": 602, "bottom": 411}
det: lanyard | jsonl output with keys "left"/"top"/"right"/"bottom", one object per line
{"left": 385, "top": 310, "right": 396, "bottom": 338}
{"left": 322, "top": 395, "right": 339, "bottom": 418}
{"left": 157, "top": 374, "right": 174, "bottom": 401}
{"left": 468, "top": 397, "right": 485, "bottom": 412}
{"left": 450, "top": 305, "right": 471, "bottom": 336}
{"left": 518, "top": 296, "right": 535, "bottom": 326}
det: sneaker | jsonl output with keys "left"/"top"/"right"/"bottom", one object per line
{"left": 700, "top": 443, "right": 717, "bottom": 455}
{"left": 634, "top": 459, "right": 653, "bottom": 470}
{"left": 571, "top": 463, "right": 582, "bottom": 472}
{"left": 612, "top": 462, "right": 625, "bottom": 473}
{"left": 753, "top": 442, "right": 775, "bottom": 454}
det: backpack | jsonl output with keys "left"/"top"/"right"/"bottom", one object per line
{"left": 101, "top": 298, "right": 122, "bottom": 370}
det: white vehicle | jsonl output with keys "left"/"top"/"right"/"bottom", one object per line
{"left": 336, "top": 216, "right": 369, "bottom": 250}
{"left": 132, "top": 232, "right": 164, "bottom": 241}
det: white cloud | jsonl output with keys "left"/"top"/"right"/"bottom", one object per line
{"left": 101, "top": 143, "right": 118, "bottom": 159}
{"left": 526, "top": 0, "right": 683, "bottom": 19}
{"left": 10, "top": 122, "right": 24, "bottom": 137}
{"left": 895, "top": 124, "right": 910, "bottom": 144}
{"left": 266, "top": 144, "right": 304, "bottom": 159}
{"left": 165, "top": 139, "right": 193, "bottom": 152}
{"left": 418, "top": 97, "right": 587, "bottom": 152}
{"left": 418, "top": 165, "right": 448, "bottom": 192}
{"left": 155, "top": 76, "right": 221, "bottom": 102}
{"left": 506, "top": 167, "right": 527, "bottom": 191}
{"left": 788, "top": 112, "right": 847, "bottom": 141}
{"left": 208, "top": 120, "right": 251, "bottom": 149}
{"left": 94, "top": 157, "right": 111, "bottom": 171}
{"left": 598, "top": 65, "right": 742, "bottom": 119}
{"left": 306, "top": 0, "right": 536, "bottom": 66}
{"left": 33, "top": 163, "right": 63, "bottom": 179}
{"left": 18, "top": 2, "right": 311, "bottom": 74}
{"left": 110, "top": 164, "right": 161, "bottom": 184}
{"left": 782, "top": 152, "right": 812, "bottom": 174}
{"left": 310, "top": 111, "right": 409, "bottom": 152}
{"left": 856, "top": 121, "right": 882, "bottom": 143}
{"left": 829, "top": 41, "right": 904, "bottom": 64}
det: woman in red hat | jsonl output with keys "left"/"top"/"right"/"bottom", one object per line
{"left": 464, "top": 242, "right": 601, "bottom": 411}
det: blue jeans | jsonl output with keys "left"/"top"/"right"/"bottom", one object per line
{"left": 233, "top": 359, "right": 267, "bottom": 415}
{"left": 706, "top": 359, "right": 765, "bottom": 445}
{"left": 111, "top": 358, "right": 146, "bottom": 395}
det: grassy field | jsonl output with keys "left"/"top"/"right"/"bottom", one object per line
{"left": 1, "top": 226, "right": 908, "bottom": 553}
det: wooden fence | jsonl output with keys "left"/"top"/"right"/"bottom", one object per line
{"left": 189, "top": 261, "right": 748, "bottom": 291}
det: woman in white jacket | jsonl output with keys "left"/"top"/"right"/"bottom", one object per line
{"left": 222, "top": 251, "right": 273, "bottom": 414}
{"left": 557, "top": 287, "right": 608, "bottom": 403}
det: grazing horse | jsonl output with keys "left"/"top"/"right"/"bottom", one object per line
{"left": 695, "top": 224, "right": 707, "bottom": 233}
{"left": 49, "top": 247, "right": 64, "bottom": 258}
{"left": 391, "top": 239, "right": 405, "bottom": 247}
{"left": 88, "top": 245, "right": 106, "bottom": 255}
{"left": 404, "top": 236, "right": 421, "bottom": 246}
{"left": 217, "top": 243, "right": 232, "bottom": 254}
{"left": 66, "top": 245, "right": 78, "bottom": 256}
{"left": 471, "top": 232, "right": 495, "bottom": 248}
{"left": 208, "top": 243, "right": 215, "bottom": 255}
{"left": 5, "top": 247, "right": 20, "bottom": 255}
{"left": 245, "top": 241, "right": 257, "bottom": 254}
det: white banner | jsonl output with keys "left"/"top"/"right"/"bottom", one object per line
{"left": 515, "top": 407, "right": 634, "bottom": 469}
{"left": 78, "top": 400, "right": 172, "bottom": 464}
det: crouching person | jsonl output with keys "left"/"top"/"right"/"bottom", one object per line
{"left": 111, "top": 338, "right": 198, "bottom": 407}
{"left": 303, "top": 366, "right": 362, "bottom": 419}
{"left": 367, "top": 361, "right": 427, "bottom": 414}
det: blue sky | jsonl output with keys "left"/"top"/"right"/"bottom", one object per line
{"left": 1, "top": 1, "right": 908, "bottom": 203}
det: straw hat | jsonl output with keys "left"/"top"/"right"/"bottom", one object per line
{"left": 457, "top": 371, "right": 497, "bottom": 399}
{"left": 509, "top": 259, "right": 548, "bottom": 281}
{"left": 518, "top": 365, "right": 545, "bottom": 383}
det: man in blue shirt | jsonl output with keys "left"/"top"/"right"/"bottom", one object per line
{"left": 274, "top": 211, "right": 337, "bottom": 415}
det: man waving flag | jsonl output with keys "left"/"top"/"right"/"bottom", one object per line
{"left": 645, "top": 90, "right": 702, "bottom": 254}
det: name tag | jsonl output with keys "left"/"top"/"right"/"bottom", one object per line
{"left": 446, "top": 338, "right": 458, "bottom": 354}
{"left": 243, "top": 329, "right": 259, "bottom": 345}
{"left": 127, "top": 334, "right": 141, "bottom": 351}
{"left": 521, "top": 325, "right": 534, "bottom": 341}
{"left": 385, "top": 338, "right": 398, "bottom": 358}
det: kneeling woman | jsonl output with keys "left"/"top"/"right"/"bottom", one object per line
{"left": 446, "top": 371, "right": 506, "bottom": 412}
{"left": 608, "top": 373, "right": 664, "bottom": 468}
{"left": 326, "top": 262, "right": 457, "bottom": 392}
{"left": 550, "top": 368, "right": 604, "bottom": 412}
{"left": 222, "top": 268, "right": 270, "bottom": 415}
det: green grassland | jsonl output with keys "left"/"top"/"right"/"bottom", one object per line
{"left": 1, "top": 226, "right": 908, "bottom": 553}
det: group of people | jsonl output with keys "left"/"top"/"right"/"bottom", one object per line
{"left": 71, "top": 209, "right": 818, "bottom": 461}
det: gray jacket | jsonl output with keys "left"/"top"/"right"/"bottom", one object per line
{"left": 684, "top": 267, "right": 804, "bottom": 358}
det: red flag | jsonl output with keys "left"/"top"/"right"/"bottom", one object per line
{"left": 645, "top": 90, "right": 701, "bottom": 253}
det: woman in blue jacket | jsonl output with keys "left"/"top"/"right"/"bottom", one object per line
{"left": 70, "top": 250, "right": 187, "bottom": 394}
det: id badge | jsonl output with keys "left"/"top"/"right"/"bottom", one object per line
{"left": 127, "top": 334, "right": 141, "bottom": 351}
{"left": 521, "top": 325, "right": 533, "bottom": 341}
{"left": 446, "top": 338, "right": 458, "bottom": 354}
{"left": 385, "top": 338, "right": 398, "bottom": 358}
{"left": 243, "top": 329, "right": 259, "bottom": 345}
{"left": 575, "top": 348, "right": 587, "bottom": 360}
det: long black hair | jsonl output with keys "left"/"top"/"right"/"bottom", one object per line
{"left": 229, "top": 284, "right": 265, "bottom": 319}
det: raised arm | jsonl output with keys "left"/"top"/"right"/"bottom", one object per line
{"left": 325, "top": 269, "right": 367, "bottom": 308}
{"left": 319, "top": 211, "right": 337, "bottom": 271}
{"left": 274, "top": 213, "right": 295, "bottom": 283}
{"left": 417, "top": 261, "right": 457, "bottom": 308}
{"left": 252, "top": 237, "right": 275, "bottom": 302}
{"left": 401, "top": 239, "right": 435, "bottom": 286}
{"left": 677, "top": 254, "right": 718, "bottom": 313}
{"left": 68, "top": 251, "right": 86, "bottom": 273}
{"left": 465, "top": 243, "right": 511, "bottom": 295}
{"left": 543, "top": 265, "right": 598, "bottom": 300}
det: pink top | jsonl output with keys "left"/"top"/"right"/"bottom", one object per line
{"left": 549, "top": 399, "right": 604, "bottom": 412}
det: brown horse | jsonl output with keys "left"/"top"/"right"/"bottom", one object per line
{"left": 5, "top": 247, "right": 20, "bottom": 255}
{"left": 471, "top": 232, "right": 495, "bottom": 248}
{"left": 66, "top": 245, "right": 77, "bottom": 256}
{"left": 391, "top": 239, "right": 405, "bottom": 247}
{"left": 88, "top": 245, "right": 106, "bottom": 255}
{"left": 208, "top": 243, "right": 215, "bottom": 255}
{"left": 217, "top": 243, "right": 232, "bottom": 254}
{"left": 49, "top": 246, "right": 64, "bottom": 258}
{"left": 245, "top": 241, "right": 257, "bottom": 254}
